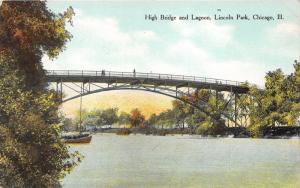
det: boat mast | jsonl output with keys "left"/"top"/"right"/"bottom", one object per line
{"left": 79, "top": 83, "right": 83, "bottom": 133}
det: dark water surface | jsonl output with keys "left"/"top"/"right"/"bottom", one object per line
{"left": 62, "top": 134, "right": 300, "bottom": 188}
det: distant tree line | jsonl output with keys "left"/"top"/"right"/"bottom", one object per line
{"left": 146, "top": 89, "right": 229, "bottom": 136}
{"left": 146, "top": 61, "right": 300, "bottom": 137}
{"left": 63, "top": 108, "right": 145, "bottom": 131}
{"left": 67, "top": 62, "right": 299, "bottom": 138}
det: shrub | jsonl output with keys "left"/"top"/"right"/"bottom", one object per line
{"left": 196, "top": 120, "right": 227, "bottom": 136}
{"left": 116, "top": 128, "right": 131, "bottom": 135}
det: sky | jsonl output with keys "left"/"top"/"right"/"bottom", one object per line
{"left": 43, "top": 0, "right": 300, "bottom": 86}
{"left": 0, "top": 0, "right": 298, "bottom": 116}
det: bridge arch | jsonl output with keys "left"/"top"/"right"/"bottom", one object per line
{"left": 58, "top": 83, "right": 239, "bottom": 126}
{"left": 62, "top": 85, "right": 206, "bottom": 109}
{"left": 46, "top": 70, "right": 249, "bottom": 126}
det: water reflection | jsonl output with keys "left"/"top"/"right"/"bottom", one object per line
{"left": 62, "top": 134, "right": 300, "bottom": 188}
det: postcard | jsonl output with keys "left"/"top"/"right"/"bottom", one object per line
{"left": 0, "top": 0, "right": 299, "bottom": 188}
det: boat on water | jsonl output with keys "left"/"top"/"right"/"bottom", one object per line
{"left": 62, "top": 132, "right": 92, "bottom": 144}
{"left": 62, "top": 92, "right": 93, "bottom": 143}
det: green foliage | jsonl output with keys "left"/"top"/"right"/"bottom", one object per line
{"left": 195, "top": 121, "right": 213, "bottom": 135}
{"left": 61, "top": 117, "right": 74, "bottom": 131}
{"left": 247, "top": 123, "right": 266, "bottom": 138}
{"left": 155, "top": 109, "right": 176, "bottom": 129}
{"left": 0, "top": 1, "right": 80, "bottom": 187}
{"left": 195, "top": 117, "right": 227, "bottom": 136}
{"left": 172, "top": 99, "right": 191, "bottom": 128}
{"left": 147, "top": 89, "right": 228, "bottom": 135}
{"left": 245, "top": 62, "right": 300, "bottom": 137}
{"left": 0, "top": 57, "right": 81, "bottom": 187}
{"left": 73, "top": 109, "right": 91, "bottom": 130}
{"left": 0, "top": 1, "right": 74, "bottom": 87}
{"left": 142, "top": 61, "right": 300, "bottom": 137}
{"left": 73, "top": 108, "right": 119, "bottom": 130}
{"left": 118, "top": 111, "right": 131, "bottom": 127}
{"left": 147, "top": 113, "right": 158, "bottom": 127}
{"left": 183, "top": 90, "right": 228, "bottom": 135}
{"left": 99, "top": 108, "right": 119, "bottom": 126}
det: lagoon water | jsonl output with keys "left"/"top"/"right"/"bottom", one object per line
{"left": 62, "top": 134, "right": 300, "bottom": 188}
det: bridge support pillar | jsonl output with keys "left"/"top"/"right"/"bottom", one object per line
{"left": 216, "top": 90, "right": 219, "bottom": 108}
{"left": 234, "top": 93, "right": 238, "bottom": 127}
{"left": 56, "top": 82, "right": 58, "bottom": 93}
{"left": 79, "top": 82, "right": 85, "bottom": 131}
{"left": 56, "top": 81, "right": 63, "bottom": 103}
{"left": 60, "top": 81, "right": 63, "bottom": 102}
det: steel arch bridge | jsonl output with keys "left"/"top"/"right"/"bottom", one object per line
{"left": 45, "top": 70, "right": 250, "bottom": 127}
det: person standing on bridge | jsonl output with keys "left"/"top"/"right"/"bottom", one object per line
{"left": 133, "top": 68, "right": 136, "bottom": 77}
{"left": 101, "top": 69, "right": 105, "bottom": 76}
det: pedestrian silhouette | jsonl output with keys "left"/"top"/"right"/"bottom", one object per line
{"left": 133, "top": 68, "right": 136, "bottom": 77}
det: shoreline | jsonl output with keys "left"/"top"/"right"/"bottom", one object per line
{"left": 99, "top": 133, "right": 300, "bottom": 139}
{"left": 68, "top": 128, "right": 300, "bottom": 139}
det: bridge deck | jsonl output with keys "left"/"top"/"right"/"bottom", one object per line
{"left": 45, "top": 70, "right": 249, "bottom": 94}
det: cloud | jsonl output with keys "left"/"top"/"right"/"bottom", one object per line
{"left": 43, "top": 48, "right": 98, "bottom": 70}
{"left": 43, "top": 8, "right": 265, "bottom": 87}
{"left": 42, "top": 56, "right": 59, "bottom": 70}
{"left": 75, "top": 17, "right": 132, "bottom": 45}
{"left": 44, "top": 8, "right": 159, "bottom": 72}
{"left": 164, "top": 39, "right": 266, "bottom": 86}
{"left": 200, "top": 60, "right": 266, "bottom": 87}
{"left": 133, "top": 30, "right": 158, "bottom": 41}
{"left": 171, "top": 20, "right": 234, "bottom": 45}
{"left": 270, "top": 22, "right": 300, "bottom": 39}
{"left": 73, "top": 10, "right": 158, "bottom": 48}
{"left": 268, "top": 22, "right": 300, "bottom": 44}
{"left": 167, "top": 39, "right": 209, "bottom": 61}
{"left": 262, "top": 22, "right": 300, "bottom": 60}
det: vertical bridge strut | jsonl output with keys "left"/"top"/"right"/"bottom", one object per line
{"left": 47, "top": 70, "right": 249, "bottom": 127}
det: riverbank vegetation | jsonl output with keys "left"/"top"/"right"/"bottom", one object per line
{"left": 246, "top": 63, "right": 300, "bottom": 137}
{"left": 66, "top": 61, "right": 299, "bottom": 138}
{"left": 0, "top": 2, "right": 81, "bottom": 187}
{"left": 149, "top": 62, "right": 300, "bottom": 137}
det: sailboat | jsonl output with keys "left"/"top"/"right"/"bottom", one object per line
{"left": 62, "top": 83, "right": 92, "bottom": 144}
{"left": 63, "top": 132, "right": 92, "bottom": 144}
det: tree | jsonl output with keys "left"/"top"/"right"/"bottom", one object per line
{"left": 74, "top": 109, "right": 91, "bottom": 131}
{"left": 172, "top": 99, "right": 190, "bottom": 129}
{"left": 0, "top": 1, "right": 80, "bottom": 187}
{"left": 156, "top": 110, "right": 176, "bottom": 129}
{"left": 118, "top": 111, "right": 131, "bottom": 128}
{"left": 99, "top": 108, "right": 119, "bottom": 127}
{"left": 129, "top": 108, "right": 145, "bottom": 128}
{"left": 178, "top": 89, "right": 227, "bottom": 135}
{"left": 61, "top": 116, "right": 74, "bottom": 131}
{"left": 146, "top": 113, "right": 158, "bottom": 128}
{"left": 0, "top": 1, "right": 74, "bottom": 88}
{"left": 235, "top": 93, "right": 251, "bottom": 127}
{"left": 73, "top": 108, "right": 119, "bottom": 129}
{"left": 246, "top": 62, "right": 300, "bottom": 137}
{"left": 287, "top": 61, "right": 300, "bottom": 124}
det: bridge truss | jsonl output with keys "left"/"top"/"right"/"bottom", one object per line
{"left": 46, "top": 70, "right": 250, "bottom": 127}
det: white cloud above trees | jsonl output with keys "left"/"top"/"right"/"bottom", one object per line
{"left": 171, "top": 20, "right": 234, "bottom": 45}
{"left": 43, "top": 7, "right": 296, "bottom": 88}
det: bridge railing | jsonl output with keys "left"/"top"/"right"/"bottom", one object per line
{"left": 46, "top": 70, "right": 245, "bottom": 86}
